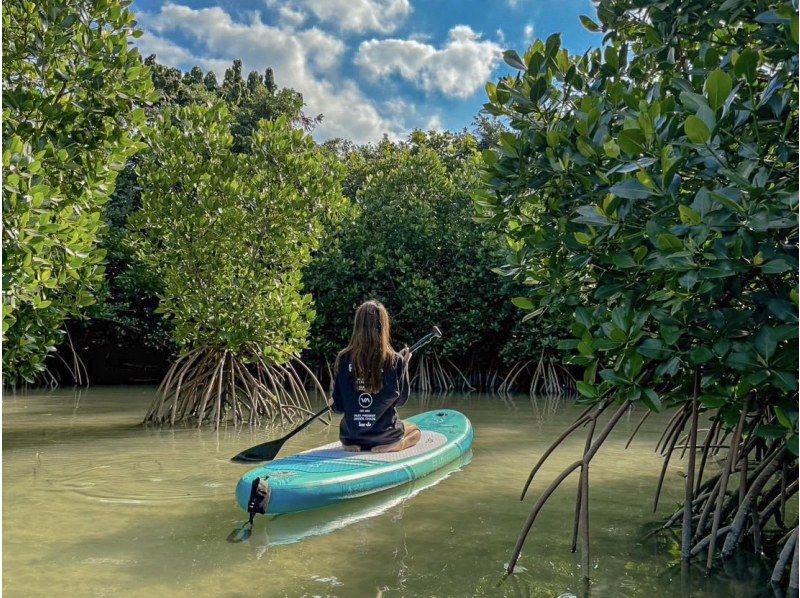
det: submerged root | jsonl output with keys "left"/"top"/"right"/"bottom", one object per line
{"left": 508, "top": 399, "right": 632, "bottom": 574}
{"left": 411, "top": 352, "right": 475, "bottom": 392}
{"left": 496, "top": 352, "right": 576, "bottom": 398}
{"left": 143, "top": 345, "right": 324, "bottom": 428}
{"left": 646, "top": 396, "right": 798, "bottom": 579}
{"left": 509, "top": 384, "right": 799, "bottom": 585}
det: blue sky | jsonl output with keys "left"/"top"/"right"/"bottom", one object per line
{"left": 132, "top": 0, "right": 601, "bottom": 142}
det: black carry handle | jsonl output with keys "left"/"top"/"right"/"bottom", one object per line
{"left": 231, "top": 326, "right": 443, "bottom": 463}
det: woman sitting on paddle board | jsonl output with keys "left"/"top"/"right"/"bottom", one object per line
{"left": 331, "top": 300, "right": 420, "bottom": 453}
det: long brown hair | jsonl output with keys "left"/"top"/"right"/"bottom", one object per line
{"left": 336, "top": 300, "right": 395, "bottom": 393}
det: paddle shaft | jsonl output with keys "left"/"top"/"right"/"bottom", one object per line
{"left": 274, "top": 330, "right": 440, "bottom": 446}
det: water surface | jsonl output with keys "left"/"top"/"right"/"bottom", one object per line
{"left": 3, "top": 388, "right": 771, "bottom": 596}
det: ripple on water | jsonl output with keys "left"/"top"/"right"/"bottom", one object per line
{"left": 54, "top": 457, "right": 230, "bottom": 504}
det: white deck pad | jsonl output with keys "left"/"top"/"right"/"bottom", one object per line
{"left": 300, "top": 430, "right": 447, "bottom": 463}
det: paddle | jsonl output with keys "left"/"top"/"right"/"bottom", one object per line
{"left": 230, "top": 326, "right": 443, "bottom": 463}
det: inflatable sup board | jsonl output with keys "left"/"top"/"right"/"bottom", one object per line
{"left": 244, "top": 452, "right": 472, "bottom": 554}
{"left": 235, "top": 409, "right": 473, "bottom": 514}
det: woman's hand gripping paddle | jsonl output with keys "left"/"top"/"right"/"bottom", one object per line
{"left": 230, "top": 326, "right": 442, "bottom": 464}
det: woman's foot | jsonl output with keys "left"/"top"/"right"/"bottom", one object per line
{"left": 371, "top": 422, "right": 421, "bottom": 453}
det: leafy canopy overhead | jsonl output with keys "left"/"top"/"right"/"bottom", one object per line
{"left": 2, "top": 0, "right": 156, "bottom": 383}
{"left": 477, "top": 0, "right": 798, "bottom": 446}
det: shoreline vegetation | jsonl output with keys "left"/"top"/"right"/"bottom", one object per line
{"left": 3, "top": 0, "right": 797, "bottom": 589}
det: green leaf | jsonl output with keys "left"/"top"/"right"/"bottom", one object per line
{"left": 755, "top": 10, "right": 791, "bottom": 23}
{"left": 603, "top": 139, "right": 620, "bottom": 158}
{"left": 756, "top": 425, "right": 787, "bottom": 440}
{"left": 659, "top": 325, "right": 681, "bottom": 345}
{"left": 678, "top": 205, "right": 701, "bottom": 225}
{"left": 734, "top": 49, "right": 759, "bottom": 82}
{"left": 599, "top": 369, "right": 627, "bottom": 384}
{"left": 656, "top": 357, "right": 681, "bottom": 377}
{"left": 638, "top": 338, "right": 670, "bottom": 359}
{"left": 579, "top": 15, "right": 601, "bottom": 32}
{"left": 573, "top": 205, "right": 611, "bottom": 226}
{"left": 642, "top": 388, "right": 662, "bottom": 411}
{"left": 574, "top": 306, "right": 593, "bottom": 328}
{"left": 788, "top": 435, "right": 799, "bottom": 456}
{"left": 761, "top": 259, "right": 793, "bottom": 273}
{"left": 684, "top": 115, "right": 710, "bottom": 143}
{"left": 699, "top": 395, "right": 728, "bottom": 408}
{"left": 753, "top": 327, "right": 777, "bottom": 360}
{"left": 576, "top": 381, "right": 598, "bottom": 398}
{"left": 503, "top": 50, "right": 528, "bottom": 71}
{"left": 618, "top": 129, "right": 646, "bottom": 155}
{"left": 655, "top": 233, "right": 684, "bottom": 251}
{"left": 704, "top": 69, "right": 732, "bottom": 111}
{"left": 774, "top": 406, "right": 796, "bottom": 429}
{"left": 511, "top": 297, "right": 535, "bottom": 310}
{"left": 689, "top": 346, "right": 714, "bottom": 364}
{"left": 610, "top": 179, "right": 653, "bottom": 199}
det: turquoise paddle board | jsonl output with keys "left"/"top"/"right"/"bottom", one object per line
{"left": 246, "top": 452, "right": 472, "bottom": 555}
{"left": 235, "top": 409, "right": 473, "bottom": 514}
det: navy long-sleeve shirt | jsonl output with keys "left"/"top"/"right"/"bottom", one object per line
{"left": 331, "top": 352, "right": 411, "bottom": 449}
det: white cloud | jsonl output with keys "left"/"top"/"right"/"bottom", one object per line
{"left": 136, "top": 31, "right": 230, "bottom": 75}
{"left": 382, "top": 98, "right": 443, "bottom": 131}
{"left": 276, "top": 5, "right": 306, "bottom": 27}
{"left": 136, "top": 4, "right": 405, "bottom": 142}
{"left": 276, "top": 0, "right": 411, "bottom": 34}
{"left": 355, "top": 25, "right": 502, "bottom": 99}
{"left": 425, "top": 113, "right": 444, "bottom": 131}
{"left": 523, "top": 23, "right": 534, "bottom": 42}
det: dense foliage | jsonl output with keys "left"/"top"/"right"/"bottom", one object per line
{"left": 133, "top": 105, "right": 344, "bottom": 360}
{"left": 478, "top": 0, "right": 798, "bottom": 576}
{"left": 306, "top": 131, "right": 524, "bottom": 371}
{"left": 2, "top": 0, "right": 156, "bottom": 383}
{"left": 68, "top": 59, "right": 311, "bottom": 382}
{"left": 133, "top": 103, "right": 345, "bottom": 424}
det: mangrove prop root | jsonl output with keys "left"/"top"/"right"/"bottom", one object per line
{"left": 721, "top": 448, "right": 785, "bottom": 558}
{"left": 520, "top": 397, "right": 613, "bottom": 500}
{"left": 520, "top": 413, "right": 590, "bottom": 500}
{"left": 681, "top": 375, "right": 699, "bottom": 559}
{"left": 144, "top": 346, "right": 320, "bottom": 428}
{"left": 760, "top": 480, "right": 799, "bottom": 531}
{"left": 656, "top": 407, "right": 685, "bottom": 454}
{"left": 706, "top": 397, "right": 750, "bottom": 571}
{"left": 772, "top": 528, "right": 798, "bottom": 584}
{"left": 654, "top": 403, "right": 691, "bottom": 512}
{"left": 578, "top": 457, "right": 590, "bottom": 580}
{"left": 690, "top": 526, "right": 732, "bottom": 558}
{"left": 695, "top": 414, "right": 721, "bottom": 496}
{"left": 508, "top": 400, "right": 632, "bottom": 574}
{"left": 625, "top": 409, "right": 651, "bottom": 449}
{"left": 572, "top": 417, "right": 597, "bottom": 553}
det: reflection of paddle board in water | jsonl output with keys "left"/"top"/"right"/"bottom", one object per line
{"left": 246, "top": 451, "right": 472, "bottom": 556}
{"left": 235, "top": 410, "right": 473, "bottom": 514}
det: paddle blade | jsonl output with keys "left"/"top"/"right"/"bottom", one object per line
{"left": 230, "top": 440, "right": 284, "bottom": 464}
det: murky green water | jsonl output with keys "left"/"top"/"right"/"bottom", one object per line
{"left": 3, "top": 387, "right": 771, "bottom": 597}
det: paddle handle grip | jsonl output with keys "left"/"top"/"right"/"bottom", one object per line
{"left": 408, "top": 327, "right": 442, "bottom": 353}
